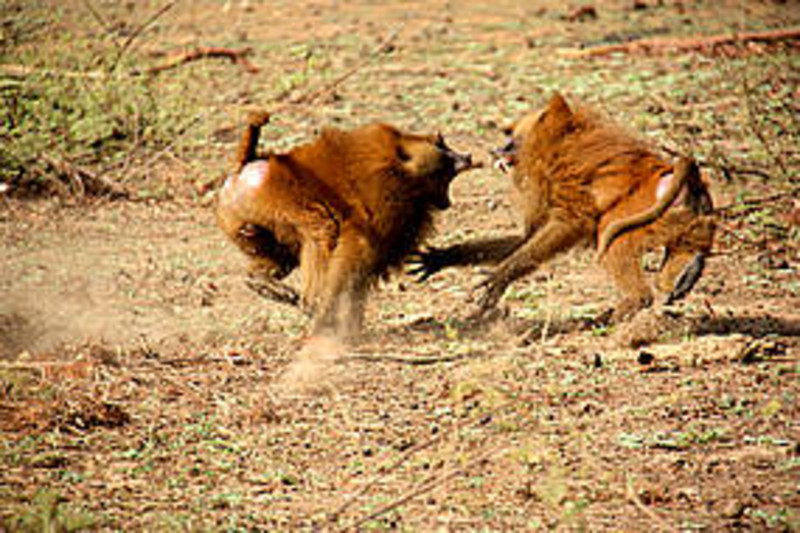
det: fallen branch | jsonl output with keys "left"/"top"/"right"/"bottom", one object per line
{"left": 569, "top": 26, "right": 800, "bottom": 58}
{"left": 344, "top": 444, "right": 503, "bottom": 530}
{"left": 145, "top": 46, "right": 259, "bottom": 75}
{"left": 110, "top": 0, "right": 179, "bottom": 72}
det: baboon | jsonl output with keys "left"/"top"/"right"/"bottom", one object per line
{"left": 412, "top": 92, "right": 715, "bottom": 321}
{"left": 217, "top": 111, "right": 475, "bottom": 337}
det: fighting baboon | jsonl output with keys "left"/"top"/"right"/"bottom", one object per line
{"left": 217, "top": 111, "right": 474, "bottom": 337}
{"left": 412, "top": 92, "right": 715, "bottom": 321}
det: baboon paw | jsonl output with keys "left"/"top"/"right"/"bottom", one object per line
{"left": 406, "top": 247, "right": 449, "bottom": 282}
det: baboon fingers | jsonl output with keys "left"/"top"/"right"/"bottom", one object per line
{"left": 406, "top": 247, "right": 450, "bottom": 282}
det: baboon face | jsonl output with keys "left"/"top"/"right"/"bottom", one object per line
{"left": 395, "top": 130, "right": 473, "bottom": 209}
{"left": 491, "top": 108, "right": 547, "bottom": 174}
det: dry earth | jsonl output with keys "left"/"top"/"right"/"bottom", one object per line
{"left": 1, "top": 0, "right": 798, "bottom": 531}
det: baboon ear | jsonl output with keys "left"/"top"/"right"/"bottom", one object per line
{"left": 542, "top": 92, "right": 574, "bottom": 134}
{"left": 547, "top": 92, "right": 573, "bottom": 121}
{"left": 396, "top": 144, "right": 411, "bottom": 163}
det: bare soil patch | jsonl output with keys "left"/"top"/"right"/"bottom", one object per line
{"left": 1, "top": 0, "right": 798, "bottom": 530}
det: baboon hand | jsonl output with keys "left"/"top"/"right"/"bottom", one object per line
{"left": 470, "top": 272, "right": 504, "bottom": 316}
{"left": 407, "top": 247, "right": 452, "bottom": 282}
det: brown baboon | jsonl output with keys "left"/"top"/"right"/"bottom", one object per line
{"left": 217, "top": 111, "right": 475, "bottom": 338}
{"left": 412, "top": 92, "right": 715, "bottom": 321}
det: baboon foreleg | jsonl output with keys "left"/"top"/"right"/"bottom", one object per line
{"left": 474, "top": 217, "right": 584, "bottom": 313}
{"left": 311, "top": 228, "right": 375, "bottom": 339}
{"left": 409, "top": 235, "right": 523, "bottom": 281}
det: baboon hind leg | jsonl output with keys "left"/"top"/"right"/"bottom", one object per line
{"left": 246, "top": 265, "right": 302, "bottom": 308}
{"left": 601, "top": 237, "right": 653, "bottom": 321}
{"left": 235, "top": 223, "right": 302, "bottom": 309}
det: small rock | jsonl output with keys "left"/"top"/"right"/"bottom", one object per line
{"left": 720, "top": 499, "right": 745, "bottom": 519}
{"left": 637, "top": 351, "right": 655, "bottom": 365}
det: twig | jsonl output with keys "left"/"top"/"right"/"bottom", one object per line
{"left": 110, "top": 0, "right": 179, "bottom": 72}
{"left": 343, "top": 444, "right": 503, "bottom": 531}
{"left": 626, "top": 477, "right": 677, "bottom": 532}
{"left": 568, "top": 26, "right": 800, "bottom": 58}
{"left": 270, "top": 23, "right": 404, "bottom": 112}
{"left": 341, "top": 352, "right": 470, "bottom": 365}
{"left": 0, "top": 64, "right": 108, "bottom": 79}
{"left": 327, "top": 399, "right": 514, "bottom": 523}
{"left": 81, "top": 0, "right": 119, "bottom": 46}
{"left": 715, "top": 188, "right": 799, "bottom": 216}
{"left": 145, "top": 46, "right": 258, "bottom": 75}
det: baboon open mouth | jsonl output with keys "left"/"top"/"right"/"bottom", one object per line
{"left": 493, "top": 155, "right": 515, "bottom": 174}
{"left": 491, "top": 138, "right": 517, "bottom": 175}
{"left": 447, "top": 151, "right": 476, "bottom": 176}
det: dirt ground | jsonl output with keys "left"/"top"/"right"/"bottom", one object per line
{"left": 1, "top": 0, "right": 798, "bottom": 531}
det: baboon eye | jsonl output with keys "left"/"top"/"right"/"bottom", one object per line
{"left": 396, "top": 145, "right": 411, "bottom": 162}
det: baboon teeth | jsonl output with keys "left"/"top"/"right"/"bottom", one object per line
{"left": 493, "top": 159, "right": 511, "bottom": 174}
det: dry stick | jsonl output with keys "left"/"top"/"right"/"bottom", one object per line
{"left": 626, "top": 477, "right": 677, "bottom": 533}
{"left": 81, "top": 0, "right": 119, "bottom": 46}
{"left": 327, "top": 398, "right": 515, "bottom": 523}
{"left": 145, "top": 46, "right": 259, "bottom": 75}
{"left": 110, "top": 0, "right": 179, "bottom": 72}
{"left": 715, "top": 188, "right": 800, "bottom": 216}
{"left": 270, "top": 23, "right": 404, "bottom": 111}
{"left": 342, "top": 352, "right": 470, "bottom": 365}
{"left": 344, "top": 443, "right": 503, "bottom": 531}
{"left": 569, "top": 26, "right": 800, "bottom": 58}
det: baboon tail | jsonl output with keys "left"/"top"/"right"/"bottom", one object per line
{"left": 234, "top": 110, "right": 272, "bottom": 171}
{"left": 597, "top": 156, "right": 698, "bottom": 257}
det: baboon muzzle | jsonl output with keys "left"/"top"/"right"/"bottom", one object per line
{"left": 666, "top": 252, "right": 706, "bottom": 305}
{"left": 449, "top": 150, "right": 473, "bottom": 175}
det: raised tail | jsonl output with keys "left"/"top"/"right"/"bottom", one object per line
{"left": 597, "top": 156, "right": 699, "bottom": 257}
{"left": 234, "top": 110, "right": 271, "bottom": 171}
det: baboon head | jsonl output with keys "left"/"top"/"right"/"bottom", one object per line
{"left": 390, "top": 127, "right": 474, "bottom": 209}
{"left": 491, "top": 93, "right": 572, "bottom": 174}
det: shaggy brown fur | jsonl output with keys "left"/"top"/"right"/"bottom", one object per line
{"left": 217, "top": 111, "right": 474, "bottom": 337}
{"left": 413, "top": 92, "right": 715, "bottom": 321}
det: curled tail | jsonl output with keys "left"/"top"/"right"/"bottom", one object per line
{"left": 597, "top": 156, "right": 699, "bottom": 257}
{"left": 235, "top": 110, "right": 271, "bottom": 171}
